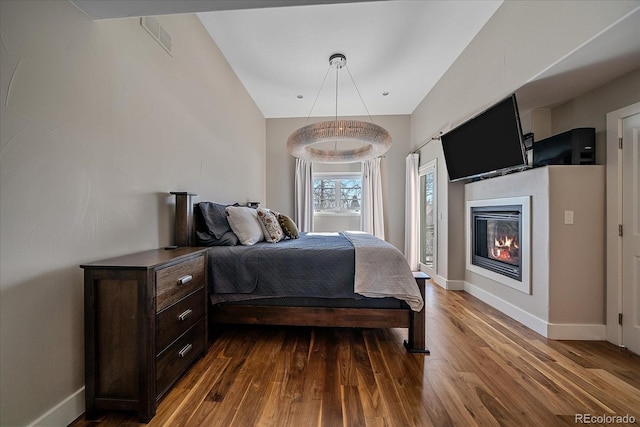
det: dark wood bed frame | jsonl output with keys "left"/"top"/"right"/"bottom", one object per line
{"left": 171, "top": 192, "right": 429, "bottom": 353}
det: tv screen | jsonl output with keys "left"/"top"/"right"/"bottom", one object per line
{"left": 441, "top": 94, "right": 526, "bottom": 181}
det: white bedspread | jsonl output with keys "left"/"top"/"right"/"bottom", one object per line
{"left": 342, "top": 231, "right": 424, "bottom": 311}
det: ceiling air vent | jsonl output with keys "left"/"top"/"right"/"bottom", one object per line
{"left": 140, "top": 16, "right": 172, "bottom": 56}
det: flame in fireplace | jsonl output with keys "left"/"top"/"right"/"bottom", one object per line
{"left": 491, "top": 235, "right": 519, "bottom": 261}
{"left": 495, "top": 235, "right": 518, "bottom": 249}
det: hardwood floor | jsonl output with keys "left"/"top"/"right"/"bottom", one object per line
{"left": 71, "top": 281, "right": 640, "bottom": 426}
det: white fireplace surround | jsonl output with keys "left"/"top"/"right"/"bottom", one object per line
{"left": 466, "top": 196, "right": 531, "bottom": 294}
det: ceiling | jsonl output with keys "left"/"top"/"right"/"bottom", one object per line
{"left": 196, "top": 1, "right": 502, "bottom": 118}
{"left": 71, "top": 0, "right": 502, "bottom": 118}
{"left": 71, "top": 0, "right": 640, "bottom": 119}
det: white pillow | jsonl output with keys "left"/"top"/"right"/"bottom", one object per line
{"left": 257, "top": 207, "right": 284, "bottom": 243}
{"left": 225, "top": 206, "right": 264, "bottom": 245}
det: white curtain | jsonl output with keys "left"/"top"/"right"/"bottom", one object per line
{"left": 404, "top": 153, "right": 420, "bottom": 270}
{"left": 361, "top": 157, "right": 385, "bottom": 239}
{"left": 294, "top": 158, "right": 314, "bottom": 232}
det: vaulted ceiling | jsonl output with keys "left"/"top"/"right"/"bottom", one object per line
{"left": 71, "top": 1, "right": 640, "bottom": 118}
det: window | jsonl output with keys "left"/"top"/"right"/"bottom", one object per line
{"left": 419, "top": 160, "right": 437, "bottom": 271}
{"left": 313, "top": 173, "right": 362, "bottom": 214}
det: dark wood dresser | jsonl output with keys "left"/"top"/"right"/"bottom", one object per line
{"left": 81, "top": 247, "right": 208, "bottom": 422}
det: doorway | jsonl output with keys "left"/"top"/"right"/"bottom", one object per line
{"left": 419, "top": 159, "right": 437, "bottom": 275}
{"left": 606, "top": 102, "right": 640, "bottom": 355}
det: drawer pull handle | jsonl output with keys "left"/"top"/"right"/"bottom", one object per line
{"left": 177, "top": 275, "right": 192, "bottom": 286}
{"left": 178, "top": 309, "right": 193, "bottom": 322}
{"left": 178, "top": 344, "right": 193, "bottom": 358}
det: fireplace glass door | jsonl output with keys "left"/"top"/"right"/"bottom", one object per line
{"left": 472, "top": 206, "right": 522, "bottom": 281}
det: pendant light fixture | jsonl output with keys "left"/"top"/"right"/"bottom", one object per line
{"left": 287, "top": 53, "right": 392, "bottom": 163}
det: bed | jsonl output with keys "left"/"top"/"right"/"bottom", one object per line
{"left": 171, "top": 192, "right": 429, "bottom": 353}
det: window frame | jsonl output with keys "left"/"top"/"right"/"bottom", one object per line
{"left": 312, "top": 172, "right": 362, "bottom": 216}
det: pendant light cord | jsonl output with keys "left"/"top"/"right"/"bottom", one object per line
{"left": 303, "top": 57, "right": 375, "bottom": 126}
{"left": 304, "top": 65, "right": 332, "bottom": 126}
{"left": 345, "top": 65, "right": 375, "bottom": 123}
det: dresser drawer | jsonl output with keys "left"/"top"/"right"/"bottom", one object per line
{"left": 156, "top": 320, "right": 205, "bottom": 398}
{"left": 156, "top": 288, "right": 205, "bottom": 352}
{"left": 156, "top": 255, "right": 205, "bottom": 312}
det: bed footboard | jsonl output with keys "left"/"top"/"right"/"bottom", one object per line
{"left": 210, "top": 305, "right": 411, "bottom": 328}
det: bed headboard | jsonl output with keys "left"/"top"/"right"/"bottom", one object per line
{"left": 171, "top": 191, "right": 197, "bottom": 247}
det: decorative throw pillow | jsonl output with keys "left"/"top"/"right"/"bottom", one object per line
{"left": 257, "top": 208, "right": 284, "bottom": 243}
{"left": 277, "top": 213, "right": 299, "bottom": 239}
{"left": 225, "top": 206, "right": 265, "bottom": 245}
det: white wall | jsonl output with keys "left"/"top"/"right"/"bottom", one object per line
{"left": 314, "top": 214, "right": 361, "bottom": 233}
{"left": 0, "top": 1, "right": 265, "bottom": 425}
{"left": 411, "top": 0, "right": 639, "bottom": 287}
{"left": 266, "top": 115, "right": 411, "bottom": 251}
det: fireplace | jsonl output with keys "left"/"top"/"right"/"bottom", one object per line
{"left": 466, "top": 196, "right": 531, "bottom": 294}
{"left": 471, "top": 206, "right": 522, "bottom": 281}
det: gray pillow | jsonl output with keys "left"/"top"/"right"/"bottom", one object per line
{"left": 197, "top": 202, "right": 232, "bottom": 239}
{"left": 196, "top": 230, "right": 239, "bottom": 246}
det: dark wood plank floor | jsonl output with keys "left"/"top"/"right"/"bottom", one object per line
{"left": 71, "top": 281, "right": 640, "bottom": 426}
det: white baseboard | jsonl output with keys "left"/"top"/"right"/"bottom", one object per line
{"left": 28, "top": 387, "right": 84, "bottom": 427}
{"left": 547, "top": 323, "right": 607, "bottom": 340}
{"left": 444, "top": 279, "right": 465, "bottom": 291}
{"left": 431, "top": 274, "right": 447, "bottom": 289}
{"left": 463, "top": 282, "right": 606, "bottom": 340}
{"left": 431, "top": 275, "right": 465, "bottom": 291}
{"left": 464, "top": 281, "right": 548, "bottom": 337}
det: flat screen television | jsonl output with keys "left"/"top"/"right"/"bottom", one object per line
{"left": 441, "top": 94, "right": 527, "bottom": 182}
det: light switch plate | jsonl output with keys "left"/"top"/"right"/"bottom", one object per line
{"left": 564, "top": 210, "right": 574, "bottom": 225}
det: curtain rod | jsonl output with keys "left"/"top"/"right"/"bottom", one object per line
{"left": 412, "top": 131, "right": 443, "bottom": 154}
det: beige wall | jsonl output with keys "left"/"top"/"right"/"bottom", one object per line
{"left": 547, "top": 167, "right": 606, "bottom": 325}
{"left": 465, "top": 166, "right": 605, "bottom": 334}
{"left": 551, "top": 68, "right": 640, "bottom": 164}
{"left": 0, "top": 1, "right": 265, "bottom": 425}
{"left": 411, "top": 0, "right": 639, "bottom": 287}
{"left": 551, "top": 69, "right": 640, "bottom": 341}
{"left": 521, "top": 69, "right": 640, "bottom": 165}
{"left": 266, "top": 115, "right": 411, "bottom": 251}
